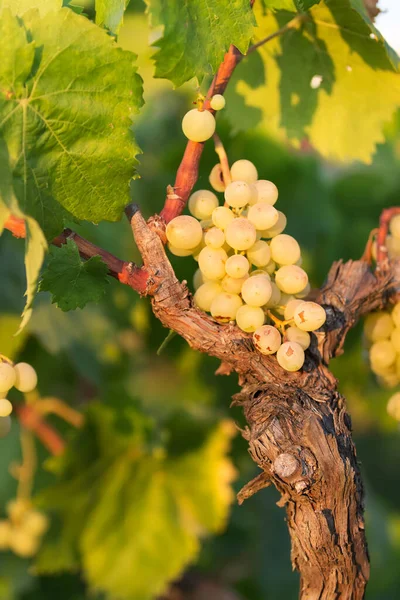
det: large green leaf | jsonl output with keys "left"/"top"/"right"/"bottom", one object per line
{"left": 36, "top": 406, "right": 236, "bottom": 600}
{"left": 0, "top": 6, "right": 143, "bottom": 241}
{"left": 145, "top": 0, "right": 255, "bottom": 87}
{"left": 227, "top": 0, "right": 400, "bottom": 162}
{"left": 95, "top": 0, "right": 130, "bottom": 34}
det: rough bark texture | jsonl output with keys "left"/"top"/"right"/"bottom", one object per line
{"left": 127, "top": 208, "right": 400, "bottom": 600}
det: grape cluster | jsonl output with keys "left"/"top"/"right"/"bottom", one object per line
{"left": 0, "top": 359, "right": 38, "bottom": 437}
{"left": 166, "top": 159, "right": 327, "bottom": 372}
{"left": 0, "top": 499, "right": 49, "bottom": 558}
{"left": 364, "top": 302, "right": 400, "bottom": 420}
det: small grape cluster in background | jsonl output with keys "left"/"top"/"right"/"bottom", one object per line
{"left": 0, "top": 359, "right": 37, "bottom": 437}
{"left": 168, "top": 113, "right": 327, "bottom": 372}
{"left": 372, "top": 214, "right": 400, "bottom": 261}
{"left": 0, "top": 499, "right": 49, "bottom": 558}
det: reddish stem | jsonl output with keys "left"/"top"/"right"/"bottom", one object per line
{"left": 376, "top": 207, "right": 400, "bottom": 271}
{"left": 15, "top": 404, "right": 66, "bottom": 456}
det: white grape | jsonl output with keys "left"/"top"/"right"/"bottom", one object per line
{"left": 265, "top": 259, "right": 276, "bottom": 275}
{"left": 275, "top": 265, "right": 309, "bottom": 295}
{"left": 221, "top": 274, "right": 248, "bottom": 295}
{"left": 249, "top": 269, "right": 270, "bottom": 279}
{"left": 277, "top": 341, "right": 305, "bottom": 372}
{"left": 168, "top": 243, "right": 194, "bottom": 257}
{"left": 0, "top": 362, "right": 16, "bottom": 393}
{"left": 23, "top": 511, "right": 49, "bottom": 537}
{"left": 364, "top": 311, "right": 394, "bottom": 342}
{"left": 166, "top": 216, "right": 203, "bottom": 250}
{"left": 253, "top": 325, "right": 281, "bottom": 355}
{"left": 284, "top": 326, "right": 311, "bottom": 350}
{"left": 182, "top": 109, "right": 216, "bottom": 142}
{"left": 270, "top": 234, "right": 301, "bottom": 265}
{"left": 225, "top": 218, "right": 257, "bottom": 251}
{"left": 296, "top": 282, "right": 311, "bottom": 299}
{"left": 188, "top": 190, "right": 219, "bottom": 220}
{"left": 230, "top": 160, "right": 258, "bottom": 184}
{"left": 210, "top": 293, "right": 242, "bottom": 323}
{"left": 209, "top": 164, "right": 226, "bottom": 192}
{"left": 247, "top": 203, "right": 279, "bottom": 231}
{"left": 378, "top": 371, "right": 400, "bottom": 389}
{"left": 241, "top": 275, "right": 272, "bottom": 307}
{"left": 204, "top": 227, "right": 225, "bottom": 249}
{"left": 236, "top": 305, "right": 265, "bottom": 332}
{"left": 0, "top": 520, "right": 11, "bottom": 550}
{"left": 389, "top": 215, "right": 400, "bottom": 240}
{"left": 293, "top": 301, "right": 326, "bottom": 332}
{"left": 0, "top": 416, "right": 11, "bottom": 438}
{"left": 198, "top": 247, "right": 227, "bottom": 280}
{"left": 212, "top": 206, "right": 235, "bottom": 230}
{"left": 0, "top": 399, "right": 12, "bottom": 417}
{"left": 264, "top": 282, "right": 281, "bottom": 308}
{"left": 14, "top": 363, "right": 37, "bottom": 393}
{"left": 284, "top": 299, "right": 304, "bottom": 321}
{"left": 210, "top": 94, "right": 226, "bottom": 111}
{"left": 224, "top": 181, "right": 252, "bottom": 208}
{"left": 193, "top": 268, "right": 204, "bottom": 290}
{"left": 225, "top": 254, "right": 250, "bottom": 278}
{"left": 261, "top": 212, "right": 287, "bottom": 239}
{"left": 194, "top": 282, "right": 222, "bottom": 312}
{"left": 249, "top": 180, "right": 278, "bottom": 206}
{"left": 247, "top": 241, "right": 271, "bottom": 267}
{"left": 369, "top": 340, "right": 396, "bottom": 371}
{"left": 387, "top": 392, "right": 400, "bottom": 420}
{"left": 9, "top": 528, "right": 39, "bottom": 558}
{"left": 387, "top": 235, "right": 400, "bottom": 257}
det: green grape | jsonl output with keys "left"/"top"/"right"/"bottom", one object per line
{"left": 198, "top": 247, "right": 228, "bottom": 280}
{"left": 221, "top": 274, "right": 248, "bottom": 295}
{"left": 188, "top": 190, "right": 219, "bottom": 220}
{"left": 182, "top": 109, "right": 216, "bottom": 142}
{"left": 0, "top": 362, "right": 16, "bottom": 393}
{"left": 369, "top": 340, "right": 396, "bottom": 371}
{"left": 293, "top": 301, "right": 326, "bottom": 332}
{"left": 247, "top": 203, "right": 279, "bottom": 231}
{"left": 264, "top": 282, "right": 281, "bottom": 308}
{"left": 236, "top": 305, "right": 265, "bottom": 332}
{"left": 389, "top": 215, "right": 400, "bottom": 240}
{"left": 166, "top": 216, "right": 203, "bottom": 250}
{"left": 0, "top": 416, "right": 11, "bottom": 438}
{"left": 14, "top": 363, "right": 38, "bottom": 393}
{"left": 210, "top": 293, "right": 243, "bottom": 323}
{"left": 0, "top": 399, "right": 12, "bottom": 417}
{"left": 387, "top": 392, "right": 400, "bottom": 420}
{"left": 284, "top": 326, "right": 311, "bottom": 350}
{"left": 225, "top": 218, "right": 257, "bottom": 251}
{"left": 270, "top": 234, "right": 301, "bottom": 266}
{"left": 212, "top": 206, "right": 235, "bottom": 230}
{"left": 247, "top": 241, "right": 271, "bottom": 267}
{"left": 364, "top": 311, "right": 394, "bottom": 342}
{"left": 275, "top": 265, "right": 309, "bottom": 295}
{"left": 209, "top": 164, "right": 226, "bottom": 192}
{"left": 230, "top": 160, "right": 258, "bottom": 184}
{"left": 204, "top": 227, "right": 225, "bottom": 249}
{"left": 194, "top": 282, "right": 222, "bottom": 312}
{"left": 224, "top": 181, "right": 253, "bottom": 208}
{"left": 253, "top": 325, "right": 281, "bottom": 355}
{"left": 225, "top": 254, "right": 250, "bottom": 278}
{"left": 284, "top": 299, "right": 304, "bottom": 321}
{"left": 249, "top": 180, "right": 278, "bottom": 206}
{"left": 210, "top": 94, "right": 226, "bottom": 111}
{"left": 241, "top": 275, "right": 272, "bottom": 307}
{"left": 276, "top": 341, "right": 305, "bottom": 372}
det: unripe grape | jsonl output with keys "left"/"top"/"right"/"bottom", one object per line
{"left": 182, "top": 109, "right": 216, "bottom": 142}
{"left": 277, "top": 341, "right": 305, "bottom": 372}
{"left": 261, "top": 210, "right": 287, "bottom": 239}
{"left": 0, "top": 362, "right": 16, "bottom": 393}
{"left": 264, "top": 282, "right": 281, "bottom": 308}
{"left": 391, "top": 327, "right": 400, "bottom": 352}
{"left": 247, "top": 241, "right": 271, "bottom": 267}
{"left": 221, "top": 274, "right": 248, "bottom": 295}
{"left": 296, "top": 281, "right": 311, "bottom": 299}
{"left": 0, "top": 399, "right": 12, "bottom": 417}
{"left": 247, "top": 203, "right": 279, "bottom": 231}
{"left": 23, "top": 511, "right": 49, "bottom": 537}
{"left": 194, "top": 282, "right": 222, "bottom": 312}
{"left": 225, "top": 254, "right": 250, "bottom": 278}
{"left": 241, "top": 275, "right": 272, "bottom": 307}
{"left": 198, "top": 247, "right": 227, "bottom": 280}
{"left": 275, "top": 265, "right": 309, "bottom": 295}
{"left": 387, "top": 392, "right": 400, "bottom": 420}
{"left": 284, "top": 299, "right": 304, "bottom": 321}
{"left": 210, "top": 94, "right": 226, "bottom": 111}
{"left": 293, "top": 301, "right": 326, "bottom": 332}
{"left": 188, "top": 190, "right": 219, "bottom": 220}
{"left": 0, "top": 520, "right": 11, "bottom": 549}
{"left": 224, "top": 181, "right": 252, "bottom": 208}
{"left": 166, "top": 216, "right": 203, "bottom": 250}
{"left": 193, "top": 269, "right": 204, "bottom": 290}
{"left": 392, "top": 303, "right": 400, "bottom": 328}
{"left": 0, "top": 416, "right": 11, "bottom": 438}
{"left": 270, "top": 234, "right": 301, "bottom": 265}
{"left": 253, "top": 325, "right": 281, "bottom": 355}
{"left": 212, "top": 206, "right": 235, "bottom": 230}
{"left": 225, "top": 218, "right": 257, "bottom": 251}
{"left": 284, "top": 326, "right": 311, "bottom": 350}
{"left": 236, "top": 305, "right": 265, "bottom": 332}
{"left": 204, "top": 227, "right": 225, "bottom": 249}
{"left": 230, "top": 160, "right": 258, "bottom": 184}
{"left": 389, "top": 215, "right": 400, "bottom": 240}
{"left": 168, "top": 244, "right": 194, "bottom": 257}
{"left": 209, "top": 164, "right": 226, "bottom": 192}
{"left": 210, "top": 293, "right": 242, "bottom": 323}
{"left": 364, "top": 311, "right": 394, "bottom": 342}
{"left": 369, "top": 340, "right": 396, "bottom": 371}
{"left": 249, "top": 180, "right": 278, "bottom": 206}
{"left": 9, "top": 528, "right": 39, "bottom": 558}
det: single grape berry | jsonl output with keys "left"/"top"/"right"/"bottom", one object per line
{"left": 293, "top": 302, "right": 327, "bottom": 332}
{"left": 284, "top": 326, "right": 311, "bottom": 350}
{"left": 247, "top": 203, "right": 279, "bottom": 231}
{"left": 250, "top": 180, "right": 278, "bottom": 206}
{"left": 210, "top": 94, "right": 226, "bottom": 111}
{"left": 14, "top": 363, "right": 38, "bottom": 393}
{"left": 224, "top": 181, "right": 252, "bottom": 208}
{"left": 364, "top": 311, "right": 394, "bottom": 342}
{"left": 210, "top": 293, "right": 243, "bottom": 323}
{"left": 209, "top": 164, "right": 226, "bottom": 192}
{"left": 198, "top": 247, "right": 228, "bottom": 280}
{"left": 270, "top": 234, "right": 301, "bottom": 266}
{"left": 188, "top": 190, "right": 219, "bottom": 220}
{"left": 182, "top": 109, "right": 216, "bottom": 142}
{"left": 221, "top": 274, "right": 249, "bottom": 295}
{"left": 225, "top": 254, "right": 250, "bottom": 279}
{"left": 387, "top": 392, "right": 400, "bottom": 420}
{"left": 275, "top": 265, "right": 309, "bottom": 295}
{"left": 166, "top": 215, "right": 203, "bottom": 250}
{"left": 0, "top": 399, "right": 12, "bottom": 417}
{"left": 236, "top": 305, "right": 265, "bottom": 332}
{"left": 212, "top": 206, "right": 235, "bottom": 230}
{"left": 230, "top": 160, "right": 258, "bottom": 184}
{"left": 276, "top": 341, "right": 305, "bottom": 372}
{"left": 241, "top": 275, "right": 272, "bottom": 307}
{"left": 247, "top": 241, "right": 271, "bottom": 268}
{"left": 225, "top": 218, "right": 257, "bottom": 251}
{"left": 253, "top": 325, "right": 281, "bottom": 355}
{"left": 259, "top": 211, "right": 287, "bottom": 238}
{"left": 204, "top": 227, "right": 225, "bottom": 249}
{"left": 194, "top": 282, "right": 222, "bottom": 312}
{"left": 0, "top": 362, "right": 16, "bottom": 393}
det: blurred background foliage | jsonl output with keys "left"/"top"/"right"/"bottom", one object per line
{"left": 1, "top": 1, "right": 400, "bottom": 599}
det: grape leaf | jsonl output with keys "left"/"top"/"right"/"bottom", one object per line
{"left": 0, "top": 6, "right": 143, "bottom": 241}
{"left": 36, "top": 406, "right": 236, "bottom": 600}
{"left": 226, "top": 0, "right": 400, "bottom": 162}
{"left": 95, "top": 0, "right": 130, "bottom": 34}
{"left": 0, "top": 0, "right": 62, "bottom": 15}
{"left": 39, "top": 240, "right": 109, "bottom": 311}
{"left": 20, "top": 217, "right": 48, "bottom": 329}
{"left": 145, "top": 0, "right": 255, "bottom": 87}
